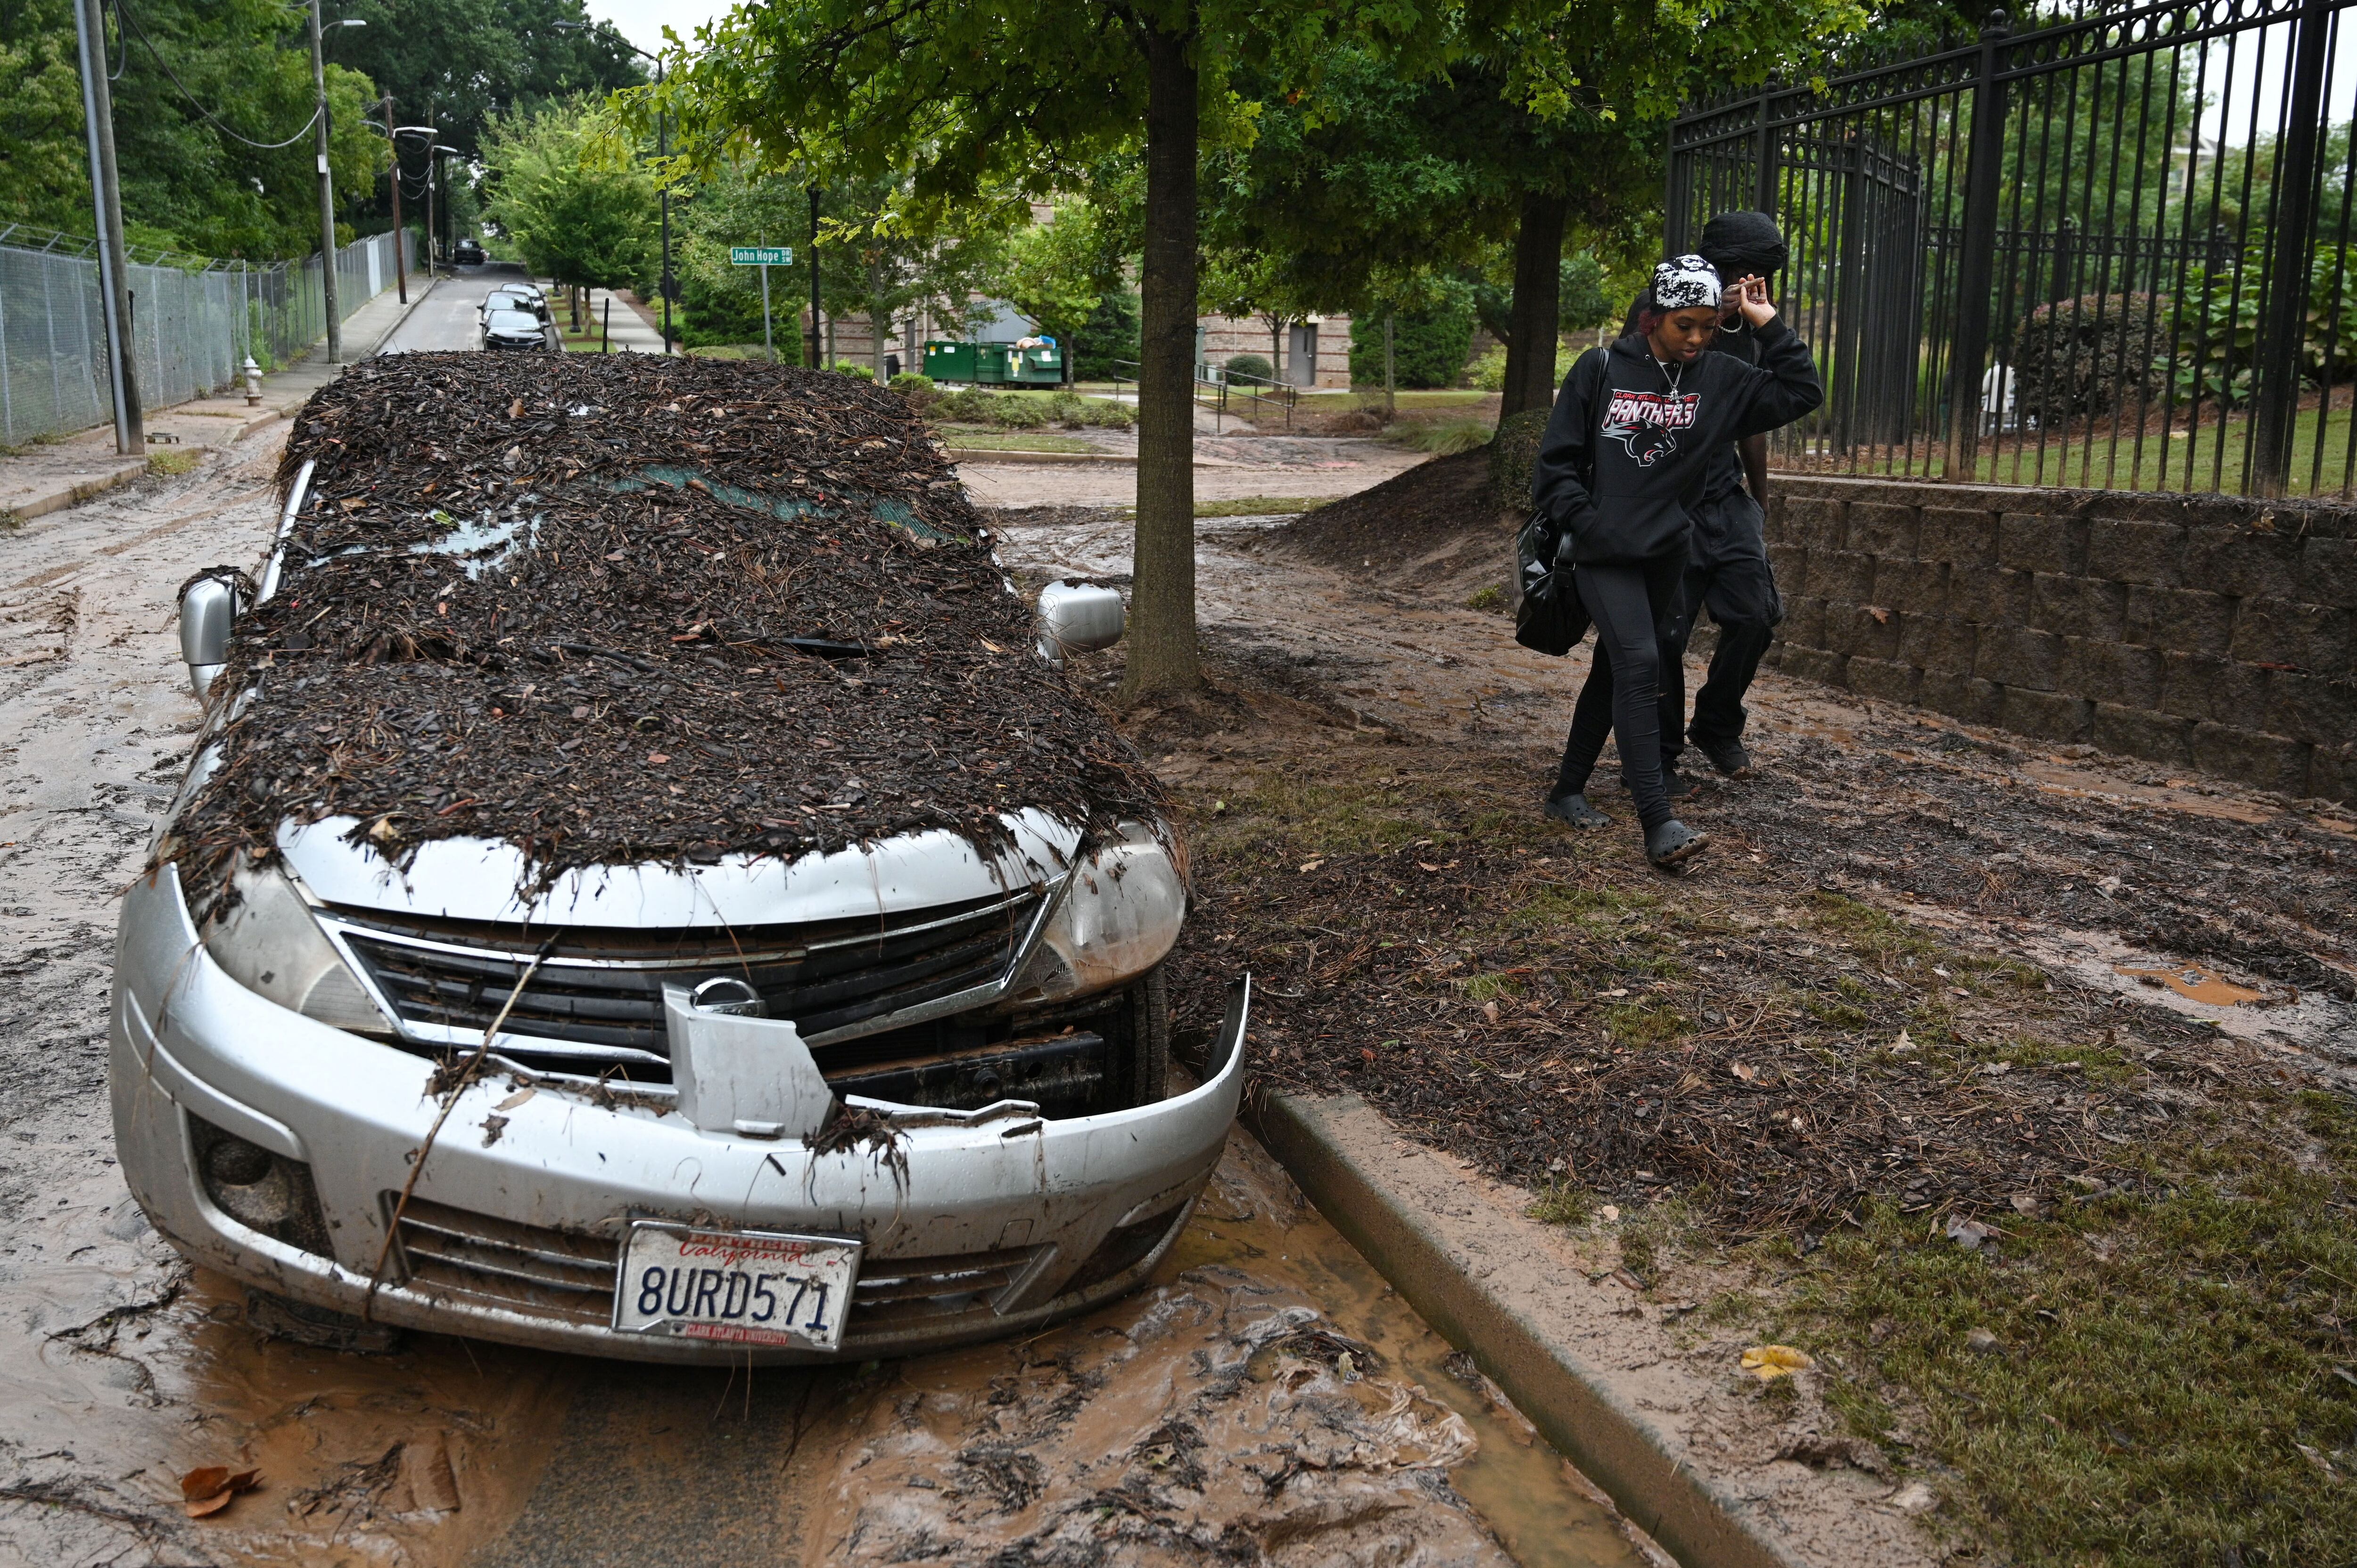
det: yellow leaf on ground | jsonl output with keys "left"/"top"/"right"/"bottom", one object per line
{"left": 1740, "top": 1345, "right": 1814, "bottom": 1381}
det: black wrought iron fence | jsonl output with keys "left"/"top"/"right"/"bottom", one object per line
{"left": 1669, "top": 0, "right": 2357, "bottom": 497}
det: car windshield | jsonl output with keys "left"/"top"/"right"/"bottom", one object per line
{"left": 487, "top": 310, "right": 539, "bottom": 331}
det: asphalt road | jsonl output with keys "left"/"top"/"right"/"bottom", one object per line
{"left": 379, "top": 263, "right": 557, "bottom": 354}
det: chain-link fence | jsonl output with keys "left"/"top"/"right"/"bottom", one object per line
{"left": 0, "top": 226, "right": 410, "bottom": 448}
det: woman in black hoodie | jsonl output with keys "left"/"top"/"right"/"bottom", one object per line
{"left": 1529, "top": 256, "right": 1820, "bottom": 867}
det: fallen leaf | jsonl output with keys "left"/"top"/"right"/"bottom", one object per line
{"left": 1866, "top": 605, "right": 1892, "bottom": 624}
{"left": 2297, "top": 1442, "right": 2339, "bottom": 1479}
{"left": 980, "top": 638, "right": 1005, "bottom": 653}
{"left": 1481, "top": 1001, "right": 1500, "bottom": 1025}
{"left": 1598, "top": 1204, "right": 1620, "bottom": 1222}
{"left": 494, "top": 1087, "right": 536, "bottom": 1112}
{"left": 1945, "top": 1213, "right": 1994, "bottom": 1250}
{"left": 1731, "top": 1061, "right": 1759, "bottom": 1083}
{"left": 1964, "top": 1326, "right": 2002, "bottom": 1355}
{"left": 508, "top": 397, "right": 526, "bottom": 418}
{"left": 1740, "top": 1345, "right": 1814, "bottom": 1381}
{"left": 2010, "top": 1192, "right": 2039, "bottom": 1215}
{"left": 1417, "top": 862, "right": 1442, "bottom": 872}
{"left": 646, "top": 752, "right": 670, "bottom": 765}
{"left": 180, "top": 1467, "right": 231, "bottom": 1502}
{"left": 1892, "top": 1029, "right": 1914, "bottom": 1052}
{"left": 1299, "top": 860, "right": 1324, "bottom": 873}
{"left": 1602, "top": 987, "right": 1628, "bottom": 997}
{"left": 186, "top": 1490, "right": 237, "bottom": 1519}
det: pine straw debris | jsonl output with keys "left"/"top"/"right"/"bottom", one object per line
{"left": 1162, "top": 751, "right": 2259, "bottom": 1239}
{"left": 160, "top": 353, "right": 1163, "bottom": 895}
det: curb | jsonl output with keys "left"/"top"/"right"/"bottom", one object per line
{"left": 1247, "top": 1090, "right": 1814, "bottom": 1568}
{"left": 948, "top": 446, "right": 1135, "bottom": 466}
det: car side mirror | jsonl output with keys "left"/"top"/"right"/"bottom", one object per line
{"left": 1036, "top": 581, "right": 1124, "bottom": 664}
{"left": 179, "top": 576, "right": 239, "bottom": 698}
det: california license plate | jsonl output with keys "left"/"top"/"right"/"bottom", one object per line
{"left": 612, "top": 1223, "right": 861, "bottom": 1350}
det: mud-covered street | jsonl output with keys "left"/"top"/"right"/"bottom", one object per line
{"left": 0, "top": 429, "right": 1663, "bottom": 1566}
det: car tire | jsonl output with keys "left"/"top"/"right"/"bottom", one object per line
{"left": 1126, "top": 965, "right": 1170, "bottom": 1105}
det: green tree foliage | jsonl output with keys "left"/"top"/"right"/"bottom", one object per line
{"left": 0, "top": 0, "right": 384, "bottom": 258}
{"left": 1072, "top": 289, "right": 1140, "bottom": 380}
{"left": 989, "top": 201, "right": 1125, "bottom": 384}
{"left": 480, "top": 97, "right": 656, "bottom": 292}
{"left": 332, "top": 0, "right": 638, "bottom": 161}
{"left": 638, "top": 0, "right": 1452, "bottom": 700}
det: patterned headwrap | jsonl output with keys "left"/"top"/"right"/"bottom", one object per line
{"left": 1651, "top": 254, "right": 1722, "bottom": 312}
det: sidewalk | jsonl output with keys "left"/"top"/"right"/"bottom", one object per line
{"left": 0, "top": 279, "right": 436, "bottom": 526}
{"left": 583, "top": 287, "right": 672, "bottom": 354}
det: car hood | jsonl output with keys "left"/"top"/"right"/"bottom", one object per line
{"left": 278, "top": 806, "right": 1084, "bottom": 927}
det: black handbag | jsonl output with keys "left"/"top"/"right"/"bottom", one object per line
{"left": 1513, "top": 512, "right": 1590, "bottom": 656}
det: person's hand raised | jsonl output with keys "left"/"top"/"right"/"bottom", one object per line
{"left": 1731, "top": 274, "right": 1777, "bottom": 328}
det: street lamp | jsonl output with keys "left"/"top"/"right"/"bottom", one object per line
{"left": 553, "top": 19, "right": 673, "bottom": 353}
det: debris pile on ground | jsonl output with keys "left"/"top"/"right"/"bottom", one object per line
{"left": 1255, "top": 446, "right": 1507, "bottom": 601}
{"left": 161, "top": 353, "right": 1163, "bottom": 893}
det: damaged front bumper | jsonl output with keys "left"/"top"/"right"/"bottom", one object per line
{"left": 108, "top": 865, "right": 1248, "bottom": 1363}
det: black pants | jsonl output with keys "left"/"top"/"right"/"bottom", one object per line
{"left": 1552, "top": 552, "right": 1687, "bottom": 832}
{"left": 1661, "top": 553, "right": 1779, "bottom": 768}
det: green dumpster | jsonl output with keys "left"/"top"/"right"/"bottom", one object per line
{"left": 921, "top": 339, "right": 1064, "bottom": 386}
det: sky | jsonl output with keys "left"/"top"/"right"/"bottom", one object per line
{"left": 588, "top": 0, "right": 732, "bottom": 61}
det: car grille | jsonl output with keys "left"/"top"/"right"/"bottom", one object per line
{"left": 385, "top": 1198, "right": 1075, "bottom": 1343}
{"left": 324, "top": 886, "right": 1045, "bottom": 1078}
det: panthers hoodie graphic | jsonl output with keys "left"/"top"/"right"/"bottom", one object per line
{"left": 1602, "top": 388, "right": 1700, "bottom": 466}
{"left": 1531, "top": 320, "right": 1821, "bottom": 566}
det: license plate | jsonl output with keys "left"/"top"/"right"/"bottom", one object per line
{"left": 612, "top": 1223, "right": 861, "bottom": 1351}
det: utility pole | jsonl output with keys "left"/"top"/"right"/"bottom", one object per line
{"left": 808, "top": 185, "right": 821, "bottom": 369}
{"left": 308, "top": 0, "right": 341, "bottom": 361}
{"left": 383, "top": 93, "right": 406, "bottom": 304}
{"left": 72, "top": 0, "right": 140, "bottom": 455}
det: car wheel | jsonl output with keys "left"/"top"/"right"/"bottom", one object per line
{"left": 1124, "top": 965, "right": 1170, "bottom": 1105}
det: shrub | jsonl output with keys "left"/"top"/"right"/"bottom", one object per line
{"left": 1042, "top": 391, "right": 1135, "bottom": 429}
{"left": 830, "top": 360, "right": 874, "bottom": 379}
{"left": 1072, "top": 290, "right": 1141, "bottom": 381}
{"left": 993, "top": 395, "right": 1051, "bottom": 429}
{"left": 1348, "top": 300, "right": 1477, "bottom": 389}
{"left": 2008, "top": 292, "right": 2168, "bottom": 425}
{"left": 890, "top": 372, "right": 937, "bottom": 409}
{"left": 1225, "top": 353, "right": 1276, "bottom": 382}
{"left": 1382, "top": 415, "right": 1494, "bottom": 455}
{"left": 1470, "top": 344, "right": 1509, "bottom": 392}
{"left": 931, "top": 387, "right": 998, "bottom": 423}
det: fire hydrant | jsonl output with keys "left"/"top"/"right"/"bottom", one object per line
{"left": 241, "top": 355, "right": 264, "bottom": 407}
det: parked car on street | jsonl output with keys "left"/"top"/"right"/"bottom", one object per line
{"left": 480, "top": 284, "right": 550, "bottom": 324}
{"left": 480, "top": 307, "right": 551, "bottom": 352}
{"left": 124, "top": 353, "right": 1244, "bottom": 1363}
{"left": 452, "top": 238, "right": 487, "bottom": 267}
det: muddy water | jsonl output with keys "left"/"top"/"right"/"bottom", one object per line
{"left": 467, "top": 1132, "right": 1648, "bottom": 1567}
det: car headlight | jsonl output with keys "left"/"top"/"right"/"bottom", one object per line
{"left": 198, "top": 858, "right": 391, "bottom": 1034}
{"left": 1004, "top": 821, "right": 1187, "bottom": 1007}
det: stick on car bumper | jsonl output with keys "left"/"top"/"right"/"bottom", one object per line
{"left": 109, "top": 865, "right": 1248, "bottom": 1362}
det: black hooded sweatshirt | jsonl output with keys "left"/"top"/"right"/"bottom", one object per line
{"left": 1530, "top": 319, "right": 1821, "bottom": 566}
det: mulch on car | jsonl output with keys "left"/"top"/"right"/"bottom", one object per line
{"left": 161, "top": 353, "right": 1164, "bottom": 897}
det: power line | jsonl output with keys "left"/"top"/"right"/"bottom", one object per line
{"left": 114, "top": 0, "right": 322, "bottom": 151}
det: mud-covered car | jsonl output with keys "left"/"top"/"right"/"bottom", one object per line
{"left": 118, "top": 354, "right": 1246, "bottom": 1362}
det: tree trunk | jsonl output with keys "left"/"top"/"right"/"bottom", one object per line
{"left": 1498, "top": 189, "right": 1568, "bottom": 420}
{"left": 1120, "top": 15, "right": 1203, "bottom": 701}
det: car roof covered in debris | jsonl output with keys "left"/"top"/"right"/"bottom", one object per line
{"left": 161, "top": 353, "right": 1162, "bottom": 895}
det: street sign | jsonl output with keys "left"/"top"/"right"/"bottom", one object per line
{"left": 729, "top": 246, "right": 793, "bottom": 266}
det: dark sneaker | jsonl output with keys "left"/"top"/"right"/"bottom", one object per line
{"left": 1622, "top": 767, "right": 1702, "bottom": 801}
{"left": 1695, "top": 735, "right": 1753, "bottom": 777}
{"left": 1644, "top": 819, "right": 1709, "bottom": 869}
{"left": 1542, "top": 789, "right": 1613, "bottom": 829}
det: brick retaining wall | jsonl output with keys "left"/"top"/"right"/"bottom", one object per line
{"left": 1760, "top": 475, "right": 2357, "bottom": 803}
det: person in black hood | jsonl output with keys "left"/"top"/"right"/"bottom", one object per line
{"left": 1612, "top": 211, "right": 1794, "bottom": 786}
{"left": 1529, "top": 254, "right": 1821, "bottom": 867}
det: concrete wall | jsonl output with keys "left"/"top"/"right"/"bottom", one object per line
{"left": 1761, "top": 475, "right": 2357, "bottom": 803}
{"left": 1198, "top": 314, "right": 1354, "bottom": 388}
